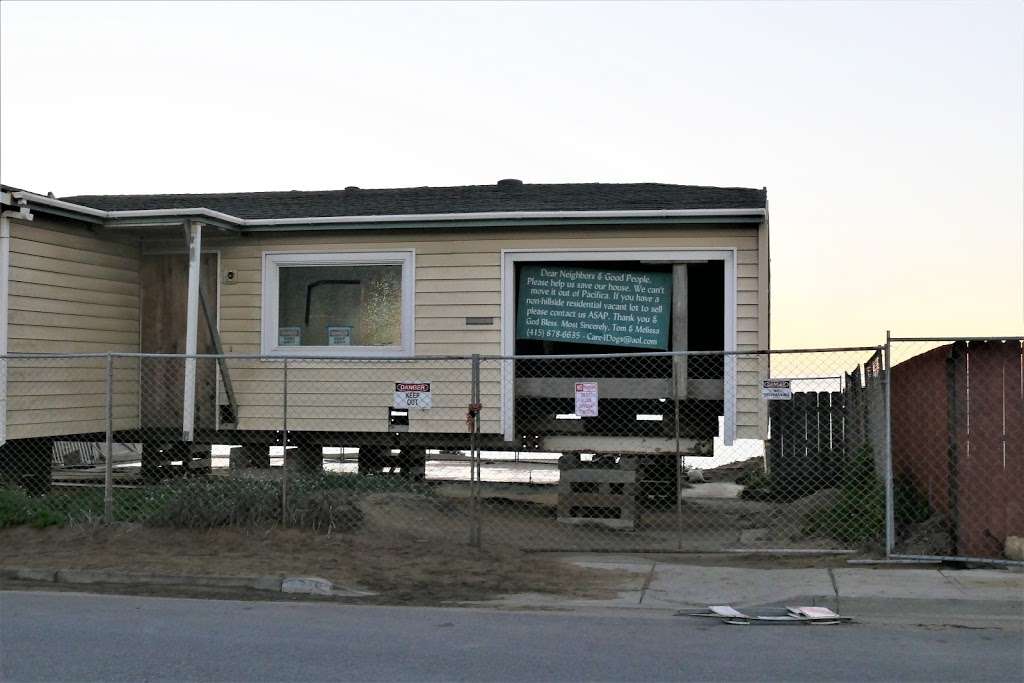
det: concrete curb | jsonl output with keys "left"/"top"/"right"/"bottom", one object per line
{"left": 0, "top": 567, "right": 374, "bottom": 597}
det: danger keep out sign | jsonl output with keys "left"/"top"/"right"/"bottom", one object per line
{"left": 761, "top": 379, "right": 793, "bottom": 400}
{"left": 394, "top": 382, "right": 432, "bottom": 409}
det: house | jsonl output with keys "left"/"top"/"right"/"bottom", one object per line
{"left": 0, "top": 180, "right": 769, "bottom": 479}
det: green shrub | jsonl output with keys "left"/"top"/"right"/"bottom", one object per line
{"left": 0, "top": 487, "right": 68, "bottom": 528}
{"left": 147, "top": 479, "right": 282, "bottom": 528}
{"left": 1, "top": 473, "right": 407, "bottom": 532}
{"left": 803, "top": 444, "right": 888, "bottom": 546}
{"left": 145, "top": 474, "right": 385, "bottom": 531}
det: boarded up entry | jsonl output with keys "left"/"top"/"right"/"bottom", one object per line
{"left": 513, "top": 261, "right": 724, "bottom": 444}
{"left": 140, "top": 254, "right": 220, "bottom": 431}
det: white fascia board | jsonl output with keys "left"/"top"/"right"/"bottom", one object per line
{"left": 241, "top": 208, "right": 767, "bottom": 226}
{"left": 11, "top": 191, "right": 108, "bottom": 218}
{"left": 11, "top": 190, "right": 766, "bottom": 228}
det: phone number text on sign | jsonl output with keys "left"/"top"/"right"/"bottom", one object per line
{"left": 394, "top": 382, "right": 432, "bottom": 409}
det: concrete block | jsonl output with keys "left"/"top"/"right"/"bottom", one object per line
{"left": 14, "top": 568, "right": 58, "bottom": 582}
{"left": 1005, "top": 536, "right": 1024, "bottom": 562}
{"left": 282, "top": 577, "right": 334, "bottom": 596}
{"left": 0, "top": 567, "right": 57, "bottom": 582}
{"left": 56, "top": 569, "right": 131, "bottom": 585}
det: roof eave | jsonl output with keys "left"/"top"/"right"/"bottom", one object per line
{"left": 11, "top": 190, "right": 767, "bottom": 232}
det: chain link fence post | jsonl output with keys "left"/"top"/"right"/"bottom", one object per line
{"left": 469, "top": 354, "right": 482, "bottom": 547}
{"left": 103, "top": 352, "right": 114, "bottom": 525}
{"left": 884, "top": 331, "right": 894, "bottom": 557}
{"left": 281, "top": 357, "right": 289, "bottom": 527}
{"left": 673, "top": 353, "right": 683, "bottom": 550}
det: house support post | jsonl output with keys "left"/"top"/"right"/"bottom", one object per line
{"left": 672, "top": 263, "right": 688, "bottom": 399}
{"left": 182, "top": 221, "right": 202, "bottom": 442}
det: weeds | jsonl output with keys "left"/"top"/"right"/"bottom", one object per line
{"left": 0, "top": 472, "right": 415, "bottom": 532}
{"left": 0, "top": 488, "right": 75, "bottom": 528}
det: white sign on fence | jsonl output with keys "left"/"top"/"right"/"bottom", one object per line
{"left": 574, "top": 382, "right": 599, "bottom": 417}
{"left": 394, "top": 382, "right": 432, "bottom": 409}
{"left": 761, "top": 379, "right": 793, "bottom": 400}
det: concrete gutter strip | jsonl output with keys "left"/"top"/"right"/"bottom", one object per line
{"left": 0, "top": 567, "right": 377, "bottom": 597}
{"left": 1, "top": 567, "right": 282, "bottom": 592}
{"left": 2, "top": 568, "right": 58, "bottom": 583}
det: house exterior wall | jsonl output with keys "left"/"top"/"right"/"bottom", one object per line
{"left": 1, "top": 218, "right": 769, "bottom": 443}
{"left": 180, "top": 223, "right": 769, "bottom": 439}
{"left": 4, "top": 216, "right": 141, "bottom": 439}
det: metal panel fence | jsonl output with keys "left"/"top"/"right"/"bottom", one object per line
{"left": 0, "top": 341, "right": 1020, "bottom": 563}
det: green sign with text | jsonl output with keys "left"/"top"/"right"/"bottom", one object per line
{"left": 516, "top": 265, "right": 672, "bottom": 349}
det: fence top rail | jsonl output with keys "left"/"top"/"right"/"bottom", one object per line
{"left": 482, "top": 345, "right": 883, "bottom": 360}
{"left": 889, "top": 336, "right": 1024, "bottom": 343}
{"left": 0, "top": 352, "right": 481, "bottom": 361}
{"left": 1, "top": 345, "right": 883, "bottom": 362}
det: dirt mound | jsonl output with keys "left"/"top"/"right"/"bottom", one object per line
{"left": 899, "top": 514, "right": 953, "bottom": 556}
{"left": 357, "top": 492, "right": 466, "bottom": 538}
{"left": 700, "top": 457, "right": 765, "bottom": 483}
{"left": 787, "top": 487, "right": 841, "bottom": 516}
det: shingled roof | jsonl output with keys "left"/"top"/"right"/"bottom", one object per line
{"left": 61, "top": 182, "right": 766, "bottom": 220}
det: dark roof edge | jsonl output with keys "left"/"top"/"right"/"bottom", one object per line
{"left": 7, "top": 189, "right": 767, "bottom": 231}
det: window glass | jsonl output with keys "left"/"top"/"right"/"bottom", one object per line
{"left": 277, "top": 264, "right": 402, "bottom": 347}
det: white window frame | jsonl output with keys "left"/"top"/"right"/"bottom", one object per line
{"left": 261, "top": 250, "right": 415, "bottom": 357}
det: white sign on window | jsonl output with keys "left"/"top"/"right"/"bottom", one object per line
{"left": 761, "top": 379, "right": 793, "bottom": 400}
{"left": 394, "top": 382, "right": 432, "bottom": 410}
{"left": 278, "top": 326, "right": 302, "bottom": 346}
{"left": 574, "top": 382, "right": 599, "bottom": 417}
{"left": 327, "top": 326, "right": 352, "bottom": 346}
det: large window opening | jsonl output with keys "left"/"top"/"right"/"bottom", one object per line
{"left": 261, "top": 251, "right": 414, "bottom": 356}
{"left": 510, "top": 258, "right": 727, "bottom": 441}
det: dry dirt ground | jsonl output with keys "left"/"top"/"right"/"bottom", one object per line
{"left": 0, "top": 524, "right": 638, "bottom": 604}
{"left": 0, "top": 485, "right": 866, "bottom": 605}
{"left": 0, "top": 491, "right": 642, "bottom": 605}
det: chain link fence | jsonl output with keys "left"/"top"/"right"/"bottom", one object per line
{"left": 0, "top": 340, "right": 1020, "bottom": 563}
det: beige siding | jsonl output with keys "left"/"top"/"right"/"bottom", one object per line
{"left": 5, "top": 217, "right": 141, "bottom": 439}
{"left": 2, "top": 218, "right": 767, "bottom": 443}
{"left": 198, "top": 223, "right": 767, "bottom": 437}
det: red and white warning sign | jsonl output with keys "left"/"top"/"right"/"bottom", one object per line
{"left": 574, "top": 382, "right": 599, "bottom": 417}
{"left": 394, "top": 382, "right": 432, "bottom": 409}
{"left": 761, "top": 379, "right": 793, "bottom": 400}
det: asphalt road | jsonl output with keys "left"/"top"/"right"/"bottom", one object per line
{"left": 1, "top": 591, "right": 1021, "bottom": 682}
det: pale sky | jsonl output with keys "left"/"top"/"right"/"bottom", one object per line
{"left": 2, "top": 1, "right": 1021, "bottom": 348}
